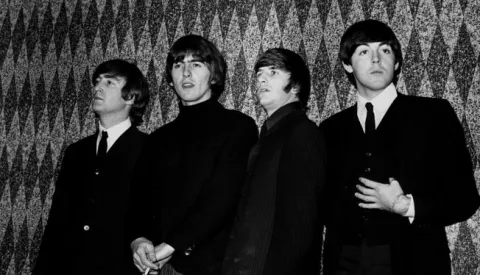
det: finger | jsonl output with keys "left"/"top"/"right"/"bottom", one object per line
{"left": 356, "top": 184, "right": 375, "bottom": 195}
{"left": 133, "top": 253, "right": 145, "bottom": 270}
{"left": 355, "top": 192, "right": 377, "bottom": 202}
{"left": 147, "top": 247, "right": 157, "bottom": 263}
{"left": 358, "top": 177, "right": 377, "bottom": 188}
{"left": 388, "top": 177, "right": 397, "bottom": 184}
{"left": 359, "top": 202, "right": 380, "bottom": 209}
{"left": 139, "top": 250, "right": 159, "bottom": 270}
{"left": 133, "top": 260, "right": 143, "bottom": 272}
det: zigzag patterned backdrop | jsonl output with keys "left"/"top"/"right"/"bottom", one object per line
{"left": 1, "top": 0, "right": 480, "bottom": 274}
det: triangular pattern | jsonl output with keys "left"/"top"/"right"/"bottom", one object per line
{"left": 0, "top": 1, "right": 479, "bottom": 275}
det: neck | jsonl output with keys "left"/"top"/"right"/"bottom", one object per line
{"left": 357, "top": 86, "right": 389, "bottom": 101}
{"left": 99, "top": 114, "right": 130, "bottom": 129}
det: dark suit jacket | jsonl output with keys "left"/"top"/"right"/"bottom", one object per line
{"left": 33, "top": 126, "right": 147, "bottom": 275}
{"left": 128, "top": 99, "right": 258, "bottom": 275}
{"left": 319, "top": 94, "right": 480, "bottom": 275}
{"left": 223, "top": 102, "right": 325, "bottom": 275}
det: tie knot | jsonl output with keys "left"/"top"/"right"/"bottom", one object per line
{"left": 101, "top": 131, "right": 108, "bottom": 139}
{"left": 365, "top": 102, "right": 374, "bottom": 112}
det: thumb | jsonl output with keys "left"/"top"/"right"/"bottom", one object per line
{"left": 147, "top": 246, "right": 157, "bottom": 262}
{"left": 389, "top": 177, "right": 399, "bottom": 185}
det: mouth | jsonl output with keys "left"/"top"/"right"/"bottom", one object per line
{"left": 257, "top": 87, "right": 269, "bottom": 94}
{"left": 182, "top": 82, "right": 194, "bottom": 88}
{"left": 370, "top": 69, "right": 383, "bottom": 75}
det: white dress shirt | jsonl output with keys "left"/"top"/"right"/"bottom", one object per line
{"left": 356, "top": 83, "right": 415, "bottom": 222}
{"left": 97, "top": 118, "right": 132, "bottom": 153}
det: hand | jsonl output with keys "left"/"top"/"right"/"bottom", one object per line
{"left": 355, "top": 177, "right": 411, "bottom": 215}
{"left": 131, "top": 237, "right": 159, "bottom": 273}
{"left": 153, "top": 243, "right": 175, "bottom": 270}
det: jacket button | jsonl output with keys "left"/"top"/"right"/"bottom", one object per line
{"left": 95, "top": 169, "right": 100, "bottom": 175}
{"left": 84, "top": 225, "right": 90, "bottom": 231}
{"left": 365, "top": 167, "right": 371, "bottom": 173}
{"left": 366, "top": 152, "right": 372, "bottom": 157}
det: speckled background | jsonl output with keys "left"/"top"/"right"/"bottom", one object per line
{"left": 0, "top": 0, "right": 479, "bottom": 274}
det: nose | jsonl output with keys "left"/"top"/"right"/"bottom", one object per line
{"left": 372, "top": 51, "right": 380, "bottom": 63}
{"left": 93, "top": 83, "right": 101, "bottom": 95}
{"left": 257, "top": 73, "right": 266, "bottom": 84}
{"left": 183, "top": 64, "right": 191, "bottom": 77}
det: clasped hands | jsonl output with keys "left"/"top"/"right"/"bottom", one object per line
{"left": 132, "top": 238, "right": 174, "bottom": 274}
{"left": 355, "top": 177, "right": 411, "bottom": 215}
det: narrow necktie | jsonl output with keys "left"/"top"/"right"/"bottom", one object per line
{"left": 97, "top": 131, "right": 108, "bottom": 166}
{"left": 365, "top": 102, "right": 375, "bottom": 136}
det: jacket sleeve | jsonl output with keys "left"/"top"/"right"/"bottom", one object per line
{"left": 125, "top": 136, "right": 156, "bottom": 244}
{"left": 164, "top": 116, "right": 258, "bottom": 253}
{"left": 412, "top": 99, "right": 480, "bottom": 226}
{"left": 32, "top": 146, "right": 75, "bottom": 275}
{"left": 263, "top": 120, "right": 326, "bottom": 275}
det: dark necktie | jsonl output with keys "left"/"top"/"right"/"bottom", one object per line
{"left": 97, "top": 131, "right": 108, "bottom": 166}
{"left": 365, "top": 102, "right": 375, "bottom": 136}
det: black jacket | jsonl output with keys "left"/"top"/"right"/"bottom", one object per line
{"left": 223, "top": 102, "right": 325, "bottom": 275}
{"left": 319, "top": 94, "right": 480, "bottom": 275}
{"left": 128, "top": 99, "right": 258, "bottom": 275}
{"left": 33, "top": 126, "right": 147, "bottom": 275}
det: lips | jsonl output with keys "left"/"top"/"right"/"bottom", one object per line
{"left": 370, "top": 70, "right": 383, "bottom": 75}
{"left": 182, "top": 82, "right": 194, "bottom": 88}
{"left": 258, "top": 87, "right": 269, "bottom": 93}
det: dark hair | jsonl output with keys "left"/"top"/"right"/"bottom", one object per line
{"left": 254, "top": 48, "right": 311, "bottom": 108}
{"left": 165, "top": 35, "right": 226, "bottom": 100}
{"left": 339, "top": 19, "right": 403, "bottom": 87}
{"left": 92, "top": 59, "right": 150, "bottom": 126}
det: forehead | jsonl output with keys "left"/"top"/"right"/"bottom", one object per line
{"left": 356, "top": 42, "right": 391, "bottom": 48}
{"left": 175, "top": 54, "right": 204, "bottom": 63}
{"left": 97, "top": 73, "right": 126, "bottom": 81}
{"left": 257, "top": 65, "right": 289, "bottom": 73}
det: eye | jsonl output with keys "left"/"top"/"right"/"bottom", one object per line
{"left": 382, "top": 48, "right": 392, "bottom": 54}
{"left": 193, "top": 62, "right": 202, "bottom": 68}
{"left": 173, "top": 63, "right": 182, "bottom": 69}
{"left": 359, "top": 49, "right": 368, "bottom": 55}
{"left": 270, "top": 70, "right": 277, "bottom": 76}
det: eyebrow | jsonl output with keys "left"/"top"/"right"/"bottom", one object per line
{"left": 175, "top": 58, "right": 205, "bottom": 63}
{"left": 99, "top": 74, "right": 123, "bottom": 81}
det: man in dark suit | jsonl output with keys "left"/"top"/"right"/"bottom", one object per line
{"left": 319, "top": 19, "right": 480, "bottom": 275}
{"left": 33, "top": 59, "right": 150, "bottom": 275}
{"left": 222, "top": 48, "right": 325, "bottom": 275}
{"left": 128, "top": 35, "right": 258, "bottom": 275}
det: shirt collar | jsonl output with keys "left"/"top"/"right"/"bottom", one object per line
{"left": 357, "top": 83, "right": 397, "bottom": 115}
{"left": 98, "top": 118, "right": 131, "bottom": 144}
{"left": 264, "top": 101, "right": 302, "bottom": 131}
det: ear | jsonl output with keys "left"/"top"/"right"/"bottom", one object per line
{"left": 125, "top": 96, "right": 135, "bottom": 106}
{"left": 394, "top": 62, "right": 399, "bottom": 71}
{"left": 342, "top": 62, "right": 353, "bottom": 73}
{"left": 290, "top": 86, "right": 299, "bottom": 95}
{"left": 169, "top": 82, "right": 173, "bottom": 86}
{"left": 211, "top": 80, "right": 216, "bottom": 84}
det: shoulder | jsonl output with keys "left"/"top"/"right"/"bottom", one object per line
{"left": 319, "top": 105, "right": 356, "bottom": 131}
{"left": 223, "top": 108, "right": 257, "bottom": 127}
{"left": 65, "top": 134, "right": 96, "bottom": 152}
{"left": 283, "top": 112, "right": 321, "bottom": 141}
{"left": 127, "top": 126, "right": 148, "bottom": 140}
{"left": 398, "top": 94, "right": 455, "bottom": 119}
{"left": 399, "top": 94, "right": 450, "bottom": 108}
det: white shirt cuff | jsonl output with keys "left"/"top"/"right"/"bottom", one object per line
{"left": 404, "top": 194, "right": 415, "bottom": 223}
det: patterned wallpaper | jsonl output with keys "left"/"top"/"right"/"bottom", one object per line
{"left": 0, "top": 0, "right": 479, "bottom": 274}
